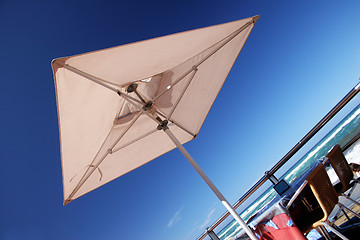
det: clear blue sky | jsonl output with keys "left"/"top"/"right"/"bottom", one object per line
{"left": 1, "top": 1, "right": 360, "bottom": 240}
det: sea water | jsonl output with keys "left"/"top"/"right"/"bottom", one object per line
{"left": 217, "top": 103, "right": 360, "bottom": 240}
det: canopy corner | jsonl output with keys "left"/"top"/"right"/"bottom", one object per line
{"left": 252, "top": 15, "right": 260, "bottom": 24}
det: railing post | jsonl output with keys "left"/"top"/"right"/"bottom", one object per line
{"left": 206, "top": 228, "right": 220, "bottom": 240}
{"left": 265, "top": 171, "right": 279, "bottom": 184}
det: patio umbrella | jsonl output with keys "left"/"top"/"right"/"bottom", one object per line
{"left": 52, "top": 15, "right": 259, "bottom": 239}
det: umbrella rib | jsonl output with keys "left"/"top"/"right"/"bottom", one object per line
{"left": 66, "top": 111, "right": 142, "bottom": 202}
{"left": 63, "top": 64, "right": 147, "bottom": 107}
{"left": 168, "top": 118, "right": 196, "bottom": 137}
{"left": 152, "top": 66, "right": 198, "bottom": 102}
{"left": 168, "top": 68, "right": 198, "bottom": 119}
{"left": 153, "top": 108, "right": 196, "bottom": 137}
{"left": 152, "top": 19, "right": 253, "bottom": 103}
{"left": 112, "top": 127, "right": 160, "bottom": 153}
{"left": 118, "top": 90, "right": 145, "bottom": 106}
{"left": 195, "top": 19, "right": 254, "bottom": 69}
{"left": 65, "top": 125, "right": 115, "bottom": 204}
{"left": 111, "top": 121, "right": 194, "bottom": 154}
{"left": 63, "top": 64, "right": 120, "bottom": 93}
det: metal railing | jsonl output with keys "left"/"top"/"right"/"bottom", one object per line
{"left": 197, "top": 81, "right": 360, "bottom": 240}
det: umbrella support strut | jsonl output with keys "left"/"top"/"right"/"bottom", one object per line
{"left": 161, "top": 124, "right": 257, "bottom": 240}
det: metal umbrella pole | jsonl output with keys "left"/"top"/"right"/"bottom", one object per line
{"left": 158, "top": 121, "right": 258, "bottom": 240}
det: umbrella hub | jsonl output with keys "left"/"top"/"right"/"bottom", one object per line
{"left": 157, "top": 119, "right": 169, "bottom": 130}
{"left": 126, "top": 83, "right": 138, "bottom": 93}
{"left": 142, "top": 101, "right": 153, "bottom": 111}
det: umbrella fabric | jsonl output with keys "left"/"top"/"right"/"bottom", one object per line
{"left": 52, "top": 16, "right": 259, "bottom": 204}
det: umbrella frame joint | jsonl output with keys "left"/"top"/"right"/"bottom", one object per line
{"left": 127, "top": 83, "right": 147, "bottom": 103}
{"left": 126, "top": 83, "right": 138, "bottom": 93}
{"left": 157, "top": 120, "right": 169, "bottom": 130}
{"left": 142, "top": 101, "right": 153, "bottom": 111}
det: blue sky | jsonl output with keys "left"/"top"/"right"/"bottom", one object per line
{"left": 1, "top": 1, "right": 360, "bottom": 240}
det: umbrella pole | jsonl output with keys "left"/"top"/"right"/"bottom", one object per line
{"left": 162, "top": 126, "right": 258, "bottom": 240}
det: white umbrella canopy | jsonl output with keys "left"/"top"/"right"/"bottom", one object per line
{"left": 52, "top": 15, "right": 259, "bottom": 239}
